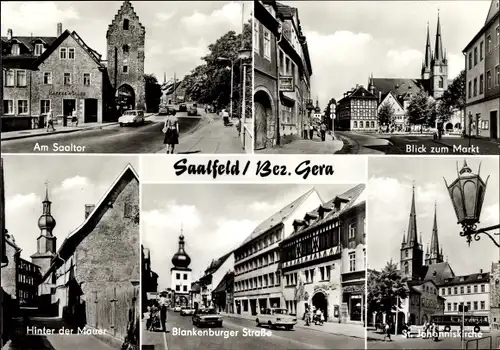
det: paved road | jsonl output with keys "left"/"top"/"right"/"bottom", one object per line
{"left": 335, "top": 131, "right": 398, "bottom": 154}
{"left": 142, "top": 310, "right": 364, "bottom": 350}
{"left": 1, "top": 113, "right": 204, "bottom": 154}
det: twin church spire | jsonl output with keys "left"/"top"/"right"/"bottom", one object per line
{"left": 421, "top": 11, "right": 447, "bottom": 80}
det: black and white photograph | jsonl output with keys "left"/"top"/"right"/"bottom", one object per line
{"left": 366, "top": 156, "right": 500, "bottom": 349}
{"left": 254, "top": 0, "right": 499, "bottom": 155}
{"left": 141, "top": 183, "right": 366, "bottom": 350}
{"left": 1, "top": 1, "right": 253, "bottom": 154}
{"left": 1, "top": 155, "right": 140, "bottom": 350}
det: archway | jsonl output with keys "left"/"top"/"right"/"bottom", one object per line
{"left": 116, "top": 84, "right": 135, "bottom": 113}
{"left": 445, "top": 122, "right": 453, "bottom": 131}
{"left": 312, "top": 292, "right": 328, "bottom": 322}
{"left": 254, "top": 89, "right": 272, "bottom": 150}
{"left": 455, "top": 123, "right": 461, "bottom": 130}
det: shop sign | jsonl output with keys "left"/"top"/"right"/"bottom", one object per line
{"left": 279, "top": 75, "right": 294, "bottom": 92}
{"left": 49, "top": 91, "right": 86, "bottom": 97}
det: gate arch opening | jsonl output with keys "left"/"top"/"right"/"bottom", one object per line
{"left": 116, "top": 84, "right": 136, "bottom": 113}
{"left": 312, "top": 291, "right": 328, "bottom": 322}
{"left": 254, "top": 89, "right": 273, "bottom": 150}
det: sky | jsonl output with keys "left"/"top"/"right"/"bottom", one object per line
{"left": 0, "top": 1, "right": 252, "bottom": 83}
{"left": 141, "top": 183, "right": 355, "bottom": 290}
{"left": 2, "top": 155, "right": 139, "bottom": 260}
{"left": 368, "top": 156, "right": 500, "bottom": 276}
{"left": 285, "top": 1, "right": 492, "bottom": 110}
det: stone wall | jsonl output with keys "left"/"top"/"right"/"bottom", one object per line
{"left": 1, "top": 241, "right": 19, "bottom": 297}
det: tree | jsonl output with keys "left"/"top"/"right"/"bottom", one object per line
{"left": 367, "top": 260, "right": 408, "bottom": 318}
{"left": 144, "top": 74, "right": 162, "bottom": 113}
{"left": 438, "top": 69, "right": 466, "bottom": 122}
{"left": 406, "top": 90, "right": 437, "bottom": 131}
{"left": 378, "top": 101, "right": 395, "bottom": 131}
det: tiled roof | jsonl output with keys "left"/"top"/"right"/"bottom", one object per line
{"left": 441, "top": 272, "right": 490, "bottom": 286}
{"left": 421, "top": 261, "right": 455, "bottom": 285}
{"left": 371, "top": 78, "right": 428, "bottom": 101}
{"left": 240, "top": 188, "right": 318, "bottom": 246}
{"left": 205, "top": 251, "right": 232, "bottom": 275}
{"left": 1, "top": 36, "right": 58, "bottom": 51}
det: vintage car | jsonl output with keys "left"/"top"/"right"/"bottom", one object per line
{"left": 256, "top": 308, "right": 297, "bottom": 330}
{"left": 192, "top": 308, "right": 223, "bottom": 327}
{"left": 159, "top": 105, "right": 176, "bottom": 116}
{"left": 180, "top": 307, "right": 196, "bottom": 316}
{"left": 179, "top": 103, "right": 187, "bottom": 112}
{"left": 187, "top": 105, "right": 198, "bottom": 116}
{"left": 118, "top": 110, "right": 145, "bottom": 126}
{"left": 173, "top": 306, "right": 182, "bottom": 312}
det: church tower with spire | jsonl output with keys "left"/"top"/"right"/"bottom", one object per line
{"left": 425, "top": 202, "right": 444, "bottom": 265}
{"left": 430, "top": 10, "right": 448, "bottom": 99}
{"left": 421, "top": 22, "right": 433, "bottom": 80}
{"left": 30, "top": 183, "right": 57, "bottom": 277}
{"left": 400, "top": 183, "right": 424, "bottom": 280}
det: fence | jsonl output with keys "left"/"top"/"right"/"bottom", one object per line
{"left": 85, "top": 282, "right": 139, "bottom": 347}
{"left": 466, "top": 336, "right": 493, "bottom": 349}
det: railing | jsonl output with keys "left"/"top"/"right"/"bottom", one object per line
{"left": 466, "top": 336, "right": 492, "bottom": 349}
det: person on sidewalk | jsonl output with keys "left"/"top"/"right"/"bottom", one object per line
{"left": 235, "top": 117, "right": 241, "bottom": 138}
{"left": 159, "top": 293, "right": 168, "bottom": 332}
{"left": 163, "top": 110, "right": 179, "bottom": 154}
{"left": 383, "top": 322, "right": 391, "bottom": 341}
{"left": 304, "top": 306, "right": 311, "bottom": 326}
{"left": 320, "top": 122, "right": 327, "bottom": 141}
{"left": 309, "top": 123, "right": 314, "bottom": 140}
{"left": 221, "top": 108, "right": 230, "bottom": 126}
{"left": 71, "top": 108, "right": 78, "bottom": 127}
{"left": 46, "top": 109, "right": 55, "bottom": 132}
{"left": 303, "top": 123, "right": 309, "bottom": 139}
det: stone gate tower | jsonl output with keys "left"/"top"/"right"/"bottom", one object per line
{"left": 106, "top": 0, "right": 146, "bottom": 110}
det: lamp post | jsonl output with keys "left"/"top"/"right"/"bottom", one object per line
{"left": 216, "top": 57, "right": 235, "bottom": 119}
{"left": 238, "top": 47, "right": 252, "bottom": 151}
{"left": 443, "top": 160, "right": 500, "bottom": 247}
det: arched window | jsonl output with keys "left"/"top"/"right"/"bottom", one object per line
{"left": 123, "top": 45, "right": 129, "bottom": 54}
{"left": 404, "top": 262, "right": 409, "bottom": 275}
{"left": 438, "top": 77, "right": 444, "bottom": 88}
{"left": 353, "top": 121, "right": 358, "bottom": 128}
{"left": 359, "top": 121, "right": 364, "bottom": 128}
{"left": 371, "top": 121, "right": 375, "bottom": 128}
{"left": 123, "top": 19, "right": 129, "bottom": 30}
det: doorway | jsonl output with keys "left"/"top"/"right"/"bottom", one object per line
{"left": 312, "top": 292, "right": 328, "bottom": 321}
{"left": 491, "top": 111, "right": 498, "bottom": 139}
{"left": 84, "top": 99, "right": 98, "bottom": 123}
{"left": 254, "top": 90, "right": 271, "bottom": 150}
{"left": 63, "top": 99, "right": 76, "bottom": 117}
{"left": 250, "top": 299, "right": 257, "bottom": 316}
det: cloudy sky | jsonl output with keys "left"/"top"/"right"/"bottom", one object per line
{"left": 2, "top": 155, "right": 138, "bottom": 260}
{"left": 141, "top": 183, "right": 354, "bottom": 290}
{"left": 368, "top": 157, "right": 499, "bottom": 276}
{"left": 0, "top": 1, "right": 251, "bottom": 82}
{"left": 285, "top": 1, "right": 491, "bottom": 109}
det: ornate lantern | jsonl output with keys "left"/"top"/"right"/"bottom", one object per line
{"left": 444, "top": 160, "right": 499, "bottom": 246}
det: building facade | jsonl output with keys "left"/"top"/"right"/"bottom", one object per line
{"left": 198, "top": 251, "right": 234, "bottom": 310}
{"left": 16, "top": 256, "right": 41, "bottom": 306}
{"left": 280, "top": 184, "right": 365, "bottom": 324}
{"left": 377, "top": 91, "right": 406, "bottom": 130}
{"left": 141, "top": 245, "right": 158, "bottom": 312}
{"left": 233, "top": 189, "right": 322, "bottom": 316}
{"left": 490, "top": 262, "right": 500, "bottom": 329}
{"left": 463, "top": 0, "right": 500, "bottom": 139}
{"left": 170, "top": 233, "right": 192, "bottom": 308}
{"left": 337, "top": 85, "right": 378, "bottom": 131}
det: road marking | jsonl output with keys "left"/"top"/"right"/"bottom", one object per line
{"left": 163, "top": 330, "right": 169, "bottom": 350}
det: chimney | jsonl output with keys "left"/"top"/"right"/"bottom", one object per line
{"left": 57, "top": 23, "right": 63, "bottom": 36}
{"left": 84, "top": 204, "right": 95, "bottom": 219}
{"left": 7, "top": 29, "right": 12, "bottom": 40}
{"left": 479, "top": 269, "right": 483, "bottom": 273}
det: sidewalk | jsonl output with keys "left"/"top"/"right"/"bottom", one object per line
{"left": 433, "top": 136, "right": 500, "bottom": 154}
{"left": 157, "top": 115, "right": 243, "bottom": 154}
{"left": 1, "top": 113, "right": 156, "bottom": 141}
{"left": 219, "top": 312, "right": 365, "bottom": 339}
{"left": 258, "top": 133, "right": 343, "bottom": 154}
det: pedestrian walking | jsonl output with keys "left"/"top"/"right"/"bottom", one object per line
{"left": 303, "top": 123, "right": 309, "bottom": 139}
{"left": 163, "top": 111, "right": 179, "bottom": 154}
{"left": 46, "top": 109, "right": 55, "bottom": 132}
{"left": 320, "top": 122, "right": 327, "bottom": 141}
{"left": 159, "top": 293, "right": 168, "bottom": 332}
{"left": 221, "top": 108, "right": 230, "bottom": 126}
{"left": 309, "top": 123, "right": 314, "bottom": 140}
{"left": 304, "top": 306, "right": 311, "bottom": 326}
{"left": 71, "top": 108, "right": 78, "bottom": 127}
{"left": 235, "top": 117, "right": 241, "bottom": 138}
{"left": 432, "top": 322, "right": 439, "bottom": 341}
{"left": 383, "top": 322, "right": 392, "bottom": 341}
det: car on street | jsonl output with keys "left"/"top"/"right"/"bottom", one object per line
{"left": 179, "top": 103, "right": 187, "bottom": 112}
{"left": 187, "top": 105, "right": 198, "bottom": 116}
{"left": 180, "top": 307, "right": 196, "bottom": 316}
{"left": 256, "top": 308, "right": 297, "bottom": 330}
{"left": 173, "top": 306, "right": 182, "bottom": 312}
{"left": 192, "top": 308, "right": 223, "bottom": 327}
{"left": 159, "top": 105, "right": 176, "bottom": 115}
{"left": 118, "top": 110, "right": 145, "bottom": 126}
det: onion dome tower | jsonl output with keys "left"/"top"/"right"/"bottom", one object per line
{"left": 170, "top": 226, "right": 192, "bottom": 307}
{"left": 171, "top": 233, "right": 191, "bottom": 269}
{"left": 31, "top": 182, "right": 57, "bottom": 276}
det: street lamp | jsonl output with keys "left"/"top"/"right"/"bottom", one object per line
{"left": 238, "top": 47, "right": 252, "bottom": 150}
{"left": 216, "top": 57, "right": 235, "bottom": 119}
{"left": 443, "top": 160, "right": 500, "bottom": 247}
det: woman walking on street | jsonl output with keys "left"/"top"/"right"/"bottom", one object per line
{"left": 163, "top": 110, "right": 179, "bottom": 154}
{"left": 46, "top": 109, "right": 56, "bottom": 132}
{"left": 159, "top": 293, "right": 168, "bottom": 332}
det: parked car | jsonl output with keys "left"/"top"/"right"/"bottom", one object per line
{"left": 180, "top": 307, "right": 196, "bottom": 316}
{"left": 173, "top": 306, "right": 182, "bottom": 312}
{"left": 118, "top": 110, "right": 145, "bottom": 126}
{"left": 192, "top": 308, "right": 223, "bottom": 327}
{"left": 256, "top": 308, "right": 297, "bottom": 330}
{"left": 159, "top": 105, "right": 176, "bottom": 115}
{"left": 179, "top": 104, "right": 187, "bottom": 112}
{"left": 187, "top": 105, "right": 198, "bottom": 116}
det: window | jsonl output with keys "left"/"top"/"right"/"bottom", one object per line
{"left": 468, "top": 81, "right": 472, "bottom": 98}
{"left": 474, "top": 301, "right": 478, "bottom": 310}
{"left": 16, "top": 70, "right": 26, "bottom": 87}
{"left": 481, "top": 284, "right": 485, "bottom": 292}
{"left": 348, "top": 223, "right": 356, "bottom": 239}
{"left": 64, "top": 73, "right": 71, "bottom": 85}
{"left": 60, "top": 47, "right": 67, "bottom": 59}
{"left": 183, "top": 273, "right": 187, "bottom": 280}
{"left": 405, "top": 250, "right": 408, "bottom": 257}
{"left": 253, "top": 20, "right": 259, "bottom": 53}
{"left": 263, "top": 28, "right": 271, "bottom": 60}
{"left": 359, "top": 121, "right": 364, "bottom": 128}
{"left": 5, "top": 70, "right": 14, "bottom": 86}
{"left": 281, "top": 105, "right": 293, "bottom": 124}
{"left": 123, "top": 65, "right": 128, "bottom": 73}
{"left": 176, "top": 273, "right": 180, "bottom": 279}
{"left": 460, "top": 286, "right": 464, "bottom": 294}
{"left": 124, "top": 202, "right": 133, "bottom": 218}
{"left": 467, "top": 285, "right": 471, "bottom": 294}
{"left": 123, "top": 19, "right": 129, "bottom": 30}
{"left": 487, "top": 70, "right": 492, "bottom": 89}
{"left": 474, "top": 47, "right": 478, "bottom": 66}
{"left": 474, "top": 285, "right": 478, "bottom": 293}
{"left": 83, "top": 73, "right": 91, "bottom": 86}
{"left": 447, "top": 303, "right": 451, "bottom": 311}
{"left": 17, "top": 100, "right": 28, "bottom": 115}
{"left": 68, "top": 48, "right": 75, "bottom": 60}
{"left": 473, "top": 78, "right": 477, "bottom": 96}
{"left": 43, "top": 72, "right": 52, "bottom": 85}
{"left": 183, "top": 285, "right": 187, "bottom": 292}
{"left": 349, "top": 252, "right": 356, "bottom": 272}
{"left": 448, "top": 287, "right": 452, "bottom": 294}
{"left": 438, "top": 77, "right": 444, "bottom": 89}
{"left": 40, "top": 100, "right": 51, "bottom": 115}
{"left": 3, "top": 100, "right": 14, "bottom": 114}
{"left": 496, "top": 65, "right": 500, "bottom": 86}
{"left": 481, "top": 301, "right": 485, "bottom": 310}
{"left": 480, "top": 41, "right": 484, "bottom": 61}
{"left": 175, "top": 285, "right": 180, "bottom": 291}
{"left": 497, "top": 26, "right": 499, "bottom": 46}
{"left": 468, "top": 52, "right": 472, "bottom": 70}
{"left": 353, "top": 121, "right": 358, "bottom": 128}
{"left": 453, "top": 302, "right": 458, "bottom": 311}
{"left": 11, "top": 44, "right": 20, "bottom": 55}
{"left": 35, "top": 43, "right": 44, "bottom": 56}
{"left": 466, "top": 302, "right": 471, "bottom": 310}
{"left": 487, "top": 35, "right": 492, "bottom": 53}
{"left": 480, "top": 74, "right": 484, "bottom": 94}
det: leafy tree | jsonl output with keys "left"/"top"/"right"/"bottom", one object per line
{"left": 406, "top": 90, "right": 437, "bottom": 131}
{"left": 378, "top": 101, "right": 395, "bottom": 131}
{"left": 367, "top": 260, "right": 408, "bottom": 317}
{"left": 144, "top": 74, "right": 162, "bottom": 113}
{"left": 438, "top": 69, "right": 466, "bottom": 122}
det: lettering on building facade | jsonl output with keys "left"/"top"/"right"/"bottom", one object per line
{"left": 48, "top": 91, "right": 86, "bottom": 97}
{"left": 279, "top": 76, "right": 294, "bottom": 92}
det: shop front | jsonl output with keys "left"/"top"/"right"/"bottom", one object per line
{"left": 342, "top": 282, "right": 365, "bottom": 324}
